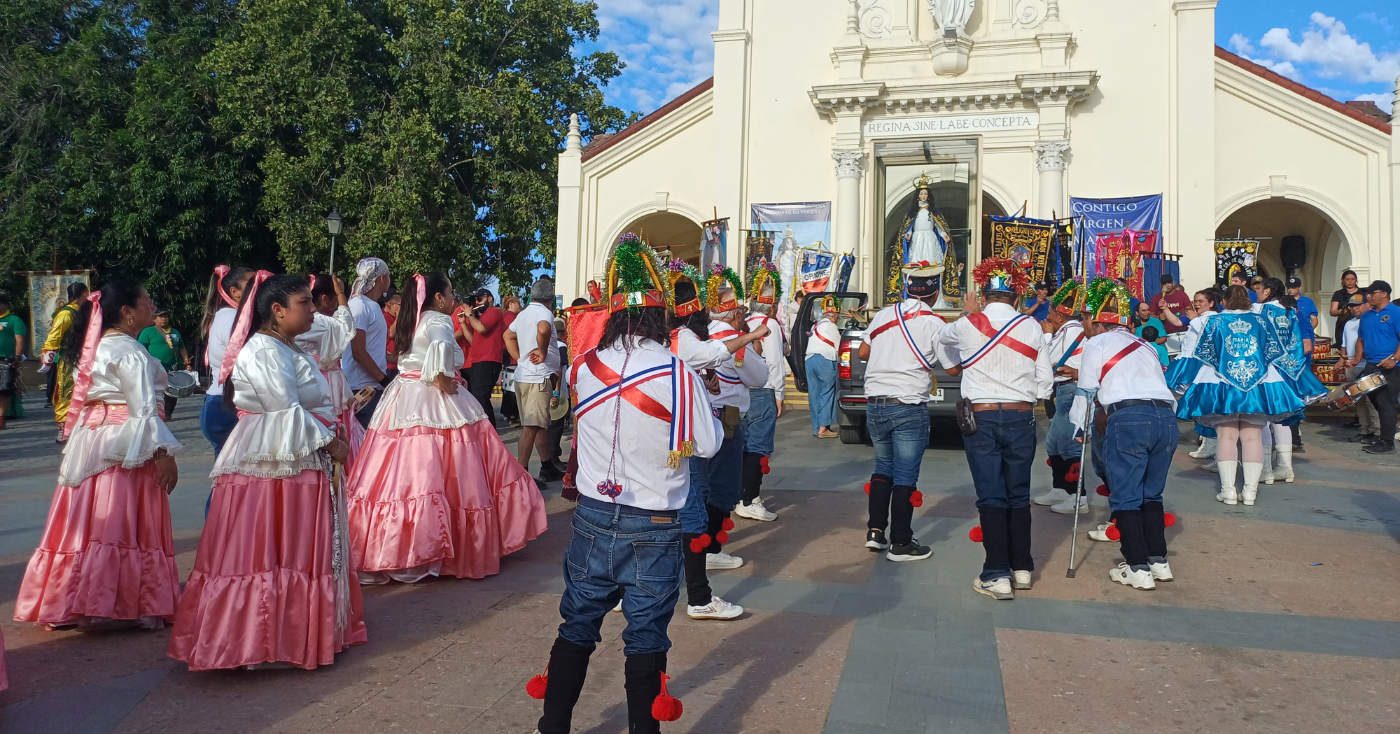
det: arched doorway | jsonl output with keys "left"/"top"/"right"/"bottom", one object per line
{"left": 614, "top": 212, "right": 703, "bottom": 264}
{"left": 1216, "top": 199, "right": 1351, "bottom": 337}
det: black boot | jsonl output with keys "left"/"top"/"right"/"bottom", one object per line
{"left": 978, "top": 507, "right": 1011, "bottom": 578}
{"left": 624, "top": 652, "right": 667, "bottom": 734}
{"left": 1048, "top": 456, "right": 1066, "bottom": 492}
{"left": 1064, "top": 458, "right": 1083, "bottom": 495}
{"left": 704, "top": 504, "right": 728, "bottom": 553}
{"left": 741, "top": 451, "right": 763, "bottom": 505}
{"left": 1111, "top": 510, "right": 1150, "bottom": 569}
{"left": 536, "top": 637, "right": 594, "bottom": 734}
{"left": 1007, "top": 506, "right": 1034, "bottom": 573}
{"left": 1140, "top": 502, "right": 1168, "bottom": 559}
{"left": 866, "top": 473, "right": 893, "bottom": 535}
{"left": 682, "top": 533, "right": 712, "bottom": 607}
{"left": 885, "top": 486, "right": 930, "bottom": 560}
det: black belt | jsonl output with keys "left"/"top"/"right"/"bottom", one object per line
{"left": 1104, "top": 399, "right": 1173, "bottom": 417}
{"left": 867, "top": 396, "right": 923, "bottom": 405}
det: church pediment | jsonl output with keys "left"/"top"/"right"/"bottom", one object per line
{"left": 810, "top": 70, "right": 1097, "bottom": 119}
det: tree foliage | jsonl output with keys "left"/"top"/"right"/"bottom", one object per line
{"left": 0, "top": 0, "right": 628, "bottom": 332}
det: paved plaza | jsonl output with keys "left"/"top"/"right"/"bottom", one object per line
{"left": 1, "top": 391, "right": 1398, "bottom": 734}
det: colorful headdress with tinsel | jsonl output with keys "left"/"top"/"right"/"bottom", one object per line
{"left": 706, "top": 264, "right": 745, "bottom": 313}
{"left": 1051, "top": 280, "right": 1086, "bottom": 316}
{"left": 821, "top": 295, "right": 839, "bottom": 314}
{"left": 1082, "top": 277, "right": 1116, "bottom": 315}
{"left": 748, "top": 262, "right": 781, "bottom": 305}
{"left": 972, "top": 257, "right": 1030, "bottom": 296}
{"left": 666, "top": 259, "right": 707, "bottom": 317}
{"left": 605, "top": 233, "right": 669, "bottom": 314}
{"left": 1094, "top": 282, "right": 1133, "bottom": 327}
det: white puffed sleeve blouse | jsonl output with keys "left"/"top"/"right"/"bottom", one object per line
{"left": 367, "top": 310, "right": 486, "bottom": 431}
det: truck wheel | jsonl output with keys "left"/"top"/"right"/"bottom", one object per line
{"left": 839, "top": 424, "right": 866, "bottom": 444}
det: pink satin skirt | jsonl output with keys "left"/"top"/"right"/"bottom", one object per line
{"left": 348, "top": 420, "right": 547, "bottom": 580}
{"left": 14, "top": 463, "right": 180, "bottom": 625}
{"left": 167, "top": 470, "right": 368, "bottom": 671}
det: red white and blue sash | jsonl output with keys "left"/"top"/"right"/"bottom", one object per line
{"left": 869, "top": 303, "right": 939, "bottom": 371}
{"left": 961, "top": 313, "right": 1038, "bottom": 368}
{"left": 574, "top": 348, "right": 696, "bottom": 467}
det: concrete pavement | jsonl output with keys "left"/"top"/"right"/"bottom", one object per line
{"left": 1, "top": 390, "right": 1398, "bottom": 733}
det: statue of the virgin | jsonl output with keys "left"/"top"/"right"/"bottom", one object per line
{"left": 886, "top": 175, "right": 953, "bottom": 304}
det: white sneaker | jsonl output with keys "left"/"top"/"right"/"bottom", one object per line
{"left": 706, "top": 552, "right": 744, "bottom": 570}
{"left": 688, "top": 595, "right": 743, "bottom": 620}
{"left": 1050, "top": 495, "right": 1088, "bottom": 515}
{"left": 1150, "top": 561, "right": 1174, "bottom": 581}
{"left": 974, "top": 576, "right": 1014, "bottom": 600}
{"left": 1012, "top": 570, "right": 1033, "bottom": 590}
{"left": 1088, "top": 522, "right": 1113, "bottom": 542}
{"left": 733, "top": 498, "right": 777, "bottom": 522}
{"left": 1109, "top": 563, "right": 1157, "bottom": 590}
{"left": 1033, "top": 487, "right": 1071, "bottom": 506}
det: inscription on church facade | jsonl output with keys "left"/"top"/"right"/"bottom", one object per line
{"left": 863, "top": 113, "right": 1039, "bottom": 137}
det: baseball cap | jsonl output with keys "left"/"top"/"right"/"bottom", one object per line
{"left": 1286, "top": 277, "right": 1302, "bottom": 288}
{"left": 1349, "top": 292, "right": 1367, "bottom": 306}
{"left": 155, "top": 307, "right": 170, "bottom": 316}
{"left": 1367, "top": 280, "right": 1392, "bottom": 295}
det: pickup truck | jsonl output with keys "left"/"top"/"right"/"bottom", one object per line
{"left": 789, "top": 292, "right": 963, "bottom": 444}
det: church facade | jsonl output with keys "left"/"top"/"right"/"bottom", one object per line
{"left": 554, "top": 0, "right": 1398, "bottom": 338}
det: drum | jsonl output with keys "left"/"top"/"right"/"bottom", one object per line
{"left": 501, "top": 366, "right": 516, "bottom": 393}
{"left": 165, "top": 370, "right": 198, "bottom": 398}
{"left": 1325, "top": 373, "right": 1388, "bottom": 411}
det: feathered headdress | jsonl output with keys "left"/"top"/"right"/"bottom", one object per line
{"left": 666, "top": 259, "right": 707, "bottom": 317}
{"left": 1050, "top": 280, "right": 1085, "bottom": 316}
{"left": 748, "top": 262, "right": 781, "bottom": 305}
{"left": 972, "top": 257, "right": 1030, "bottom": 296}
{"left": 706, "top": 264, "right": 745, "bottom": 313}
{"left": 1082, "top": 277, "right": 1116, "bottom": 315}
{"left": 821, "top": 295, "right": 839, "bottom": 314}
{"left": 605, "top": 233, "right": 669, "bottom": 314}
{"left": 1095, "top": 282, "right": 1133, "bottom": 327}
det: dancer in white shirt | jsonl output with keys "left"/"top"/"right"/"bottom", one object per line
{"left": 530, "top": 237, "right": 721, "bottom": 734}
{"left": 738, "top": 263, "right": 786, "bottom": 522}
{"left": 1032, "top": 280, "right": 1088, "bottom": 513}
{"left": 1071, "top": 282, "right": 1179, "bottom": 590}
{"left": 297, "top": 274, "right": 362, "bottom": 468}
{"left": 936, "top": 258, "right": 1053, "bottom": 599}
{"left": 857, "top": 263, "right": 948, "bottom": 561}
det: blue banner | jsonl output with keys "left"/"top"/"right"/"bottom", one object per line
{"left": 1068, "top": 194, "right": 1164, "bottom": 277}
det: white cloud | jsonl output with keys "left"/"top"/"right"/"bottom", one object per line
{"left": 592, "top": 0, "right": 720, "bottom": 113}
{"left": 1350, "top": 92, "right": 1393, "bottom": 115}
{"left": 1257, "top": 13, "right": 1400, "bottom": 83}
{"left": 1229, "top": 31, "right": 1302, "bottom": 80}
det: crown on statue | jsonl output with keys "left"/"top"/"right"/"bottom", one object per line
{"left": 913, "top": 172, "right": 934, "bottom": 190}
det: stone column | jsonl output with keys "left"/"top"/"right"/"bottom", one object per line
{"left": 555, "top": 113, "right": 583, "bottom": 303}
{"left": 713, "top": 0, "right": 751, "bottom": 272}
{"left": 1389, "top": 75, "right": 1400, "bottom": 282}
{"left": 1034, "top": 140, "right": 1069, "bottom": 221}
{"left": 1173, "top": 0, "right": 1218, "bottom": 288}
{"left": 833, "top": 150, "right": 866, "bottom": 261}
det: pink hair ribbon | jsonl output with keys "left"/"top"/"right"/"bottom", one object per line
{"left": 61, "top": 291, "right": 106, "bottom": 440}
{"left": 414, "top": 274, "right": 427, "bottom": 327}
{"left": 214, "top": 265, "right": 238, "bottom": 308}
{"left": 218, "top": 270, "right": 274, "bottom": 387}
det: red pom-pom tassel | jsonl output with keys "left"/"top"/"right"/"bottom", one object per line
{"left": 969, "top": 525, "right": 983, "bottom": 543}
{"left": 652, "top": 672, "right": 684, "bottom": 721}
{"left": 526, "top": 667, "right": 549, "bottom": 699}
{"left": 1045, "top": 458, "right": 1052, "bottom": 467}
{"left": 1164, "top": 512, "right": 1177, "bottom": 527}
{"left": 1105, "top": 520, "right": 1120, "bottom": 541}
{"left": 689, "top": 534, "right": 711, "bottom": 553}
{"left": 1096, "top": 483, "right": 1110, "bottom": 497}
{"left": 716, "top": 531, "right": 730, "bottom": 544}
{"left": 910, "top": 490, "right": 924, "bottom": 507}
{"left": 863, "top": 482, "right": 870, "bottom": 494}
{"left": 1065, "top": 463, "right": 1080, "bottom": 482}
{"left": 722, "top": 518, "right": 735, "bottom": 531}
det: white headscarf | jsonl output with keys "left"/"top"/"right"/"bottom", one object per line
{"left": 350, "top": 257, "right": 390, "bottom": 298}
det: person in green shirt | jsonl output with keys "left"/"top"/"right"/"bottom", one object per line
{"left": 0, "top": 292, "right": 28, "bottom": 428}
{"left": 139, "top": 309, "right": 191, "bottom": 418}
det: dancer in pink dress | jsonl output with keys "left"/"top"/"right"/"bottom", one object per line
{"left": 169, "top": 273, "right": 366, "bottom": 670}
{"left": 349, "top": 273, "right": 547, "bottom": 583}
{"left": 15, "top": 280, "right": 183, "bottom": 630}
{"left": 297, "top": 274, "right": 365, "bottom": 468}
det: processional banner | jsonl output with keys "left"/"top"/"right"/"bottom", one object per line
{"left": 1095, "top": 229, "right": 1158, "bottom": 300}
{"left": 1214, "top": 240, "right": 1259, "bottom": 287}
{"left": 1069, "top": 194, "right": 1164, "bottom": 279}
{"left": 701, "top": 218, "right": 728, "bottom": 274}
{"left": 26, "top": 271, "right": 92, "bottom": 358}
{"left": 752, "top": 201, "right": 832, "bottom": 307}
{"left": 988, "top": 215, "right": 1056, "bottom": 285}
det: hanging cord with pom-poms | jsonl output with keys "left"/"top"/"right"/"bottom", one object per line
{"left": 651, "top": 672, "right": 684, "bottom": 721}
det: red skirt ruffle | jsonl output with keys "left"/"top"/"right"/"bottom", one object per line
{"left": 167, "top": 470, "right": 367, "bottom": 671}
{"left": 347, "top": 420, "right": 546, "bottom": 580}
{"left": 14, "top": 463, "right": 180, "bottom": 625}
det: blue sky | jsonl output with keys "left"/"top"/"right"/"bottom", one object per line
{"left": 583, "top": 1, "right": 1398, "bottom": 115}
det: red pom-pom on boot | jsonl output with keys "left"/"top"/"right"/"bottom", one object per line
{"left": 689, "top": 534, "right": 711, "bottom": 553}
{"left": 716, "top": 531, "right": 729, "bottom": 544}
{"left": 652, "top": 672, "right": 684, "bottom": 721}
{"left": 969, "top": 525, "right": 984, "bottom": 542}
{"left": 759, "top": 456, "right": 770, "bottom": 475}
{"left": 1065, "top": 462, "right": 1081, "bottom": 483}
{"left": 910, "top": 490, "right": 924, "bottom": 508}
{"left": 1096, "top": 483, "right": 1110, "bottom": 497}
{"left": 526, "top": 665, "right": 549, "bottom": 699}
{"left": 1164, "top": 512, "right": 1177, "bottom": 527}
{"left": 863, "top": 482, "right": 871, "bottom": 494}
{"left": 1105, "top": 520, "right": 1120, "bottom": 541}
{"left": 722, "top": 518, "right": 735, "bottom": 531}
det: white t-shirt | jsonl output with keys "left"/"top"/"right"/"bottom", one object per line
{"left": 1343, "top": 317, "right": 1362, "bottom": 359}
{"left": 343, "top": 295, "right": 388, "bottom": 390}
{"left": 510, "top": 301, "right": 560, "bottom": 383}
{"left": 206, "top": 308, "right": 237, "bottom": 393}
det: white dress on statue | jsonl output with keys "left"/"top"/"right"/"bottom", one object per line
{"left": 907, "top": 205, "right": 944, "bottom": 265}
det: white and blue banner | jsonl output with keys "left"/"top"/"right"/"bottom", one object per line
{"left": 1068, "top": 194, "right": 1164, "bottom": 276}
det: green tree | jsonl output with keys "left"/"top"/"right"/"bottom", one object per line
{"left": 207, "top": 0, "right": 632, "bottom": 291}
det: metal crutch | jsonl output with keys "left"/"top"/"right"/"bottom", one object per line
{"left": 1066, "top": 395, "right": 1096, "bottom": 578}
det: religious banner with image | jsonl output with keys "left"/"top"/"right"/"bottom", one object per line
{"left": 988, "top": 215, "right": 1056, "bottom": 285}
{"left": 1214, "top": 240, "right": 1259, "bottom": 287}
{"left": 1094, "top": 229, "right": 1158, "bottom": 299}
{"left": 701, "top": 218, "right": 728, "bottom": 274}
{"left": 25, "top": 271, "right": 93, "bottom": 358}
{"left": 799, "top": 247, "right": 835, "bottom": 294}
{"left": 744, "top": 230, "right": 775, "bottom": 280}
{"left": 1069, "top": 194, "right": 1164, "bottom": 278}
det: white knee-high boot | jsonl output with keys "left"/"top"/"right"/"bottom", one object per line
{"left": 1275, "top": 444, "right": 1295, "bottom": 483}
{"left": 1241, "top": 462, "right": 1262, "bottom": 506}
{"left": 1190, "top": 436, "right": 1217, "bottom": 460}
{"left": 1216, "top": 460, "right": 1239, "bottom": 504}
{"left": 1261, "top": 446, "right": 1275, "bottom": 485}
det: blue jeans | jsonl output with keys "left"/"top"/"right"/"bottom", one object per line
{"left": 963, "top": 409, "right": 1037, "bottom": 511}
{"left": 200, "top": 393, "right": 239, "bottom": 455}
{"left": 1103, "top": 405, "right": 1179, "bottom": 511}
{"left": 558, "top": 497, "right": 681, "bottom": 656}
{"left": 867, "top": 401, "right": 929, "bottom": 487}
{"left": 1044, "top": 382, "right": 1078, "bottom": 459}
{"left": 741, "top": 388, "right": 777, "bottom": 456}
{"left": 805, "top": 355, "right": 839, "bottom": 434}
{"left": 682, "top": 423, "right": 746, "bottom": 533}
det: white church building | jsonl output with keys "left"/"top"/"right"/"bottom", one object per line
{"left": 553, "top": 0, "right": 1398, "bottom": 338}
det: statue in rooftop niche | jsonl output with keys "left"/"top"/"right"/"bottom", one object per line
{"left": 927, "top": 0, "right": 976, "bottom": 34}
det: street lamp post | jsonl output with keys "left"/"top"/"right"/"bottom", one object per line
{"left": 326, "top": 209, "right": 343, "bottom": 274}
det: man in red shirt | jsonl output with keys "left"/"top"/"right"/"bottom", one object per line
{"left": 461, "top": 289, "right": 509, "bottom": 428}
{"left": 1149, "top": 274, "right": 1190, "bottom": 334}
